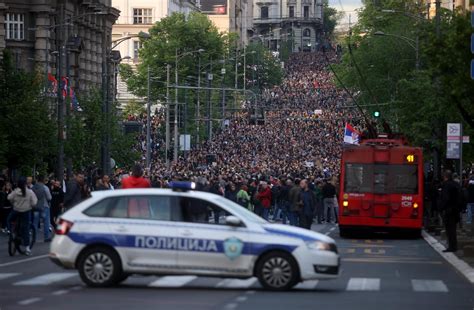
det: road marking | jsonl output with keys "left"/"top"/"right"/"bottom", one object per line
{"left": 51, "top": 289, "right": 69, "bottom": 296}
{"left": 365, "top": 240, "right": 384, "bottom": 244}
{"left": 0, "top": 254, "right": 48, "bottom": 267}
{"left": 18, "top": 297, "right": 42, "bottom": 305}
{"left": 0, "top": 273, "right": 20, "bottom": 280}
{"left": 235, "top": 296, "right": 248, "bottom": 302}
{"left": 70, "top": 285, "right": 83, "bottom": 291}
{"left": 364, "top": 248, "right": 386, "bottom": 255}
{"left": 422, "top": 230, "right": 474, "bottom": 284}
{"left": 411, "top": 279, "right": 448, "bottom": 292}
{"left": 343, "top": 258, "right": 442, "bottom": 264}
{"left": 224, "top": 303, "right": 238, "bottom": 309}
{"left": 245, "top": 290, "right": 256, "bottom": 295}
{"left": 295, "top": 280, "right": 319, "bottom": 290}
{"left": 345, "top": 249, "right": 356, "bottom": 254}
{"left": 14, "top": 272, "right": 76, "bottom": 286}
{"left": 216, "top": 278, "right": 258, "bottom": 289}
{"left": 346, "top": 278, "right": 380, "bottom": 291}
{"left": 148, "top": 276, "right": 197, "bottom": 288}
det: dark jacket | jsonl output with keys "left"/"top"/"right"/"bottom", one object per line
{"left": 289, "top": 185, "right": 302, "bottom": 212}
{"left": 467, "top": 179, "right": 474, "bottom": 203}
{"left": 440, "top": 180, "right": 463, "bottom": 221}
{"left": 322, "top": 182, "right": 336, "bottom": 199}
{"left": 64, "top": 180, "right": 82, "bottom": 209}
{"left": 300, "top": 189, "right": 316, "bottom": 216}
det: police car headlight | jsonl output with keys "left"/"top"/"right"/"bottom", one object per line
{"left": 306, "top": 241, "right": 331, "bottom": 251}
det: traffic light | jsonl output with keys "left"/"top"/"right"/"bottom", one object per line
{"left": 373, "top": 111, "right": 380, "bottom": 118}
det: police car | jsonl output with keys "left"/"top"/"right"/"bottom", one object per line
{"left": 50, "top": 182, "right": 340, "bottom": 290}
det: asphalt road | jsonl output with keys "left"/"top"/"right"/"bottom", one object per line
{"left": 0, "top": 224, "right": 473, "bottom": 310}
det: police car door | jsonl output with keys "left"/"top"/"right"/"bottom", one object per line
{"left": 107, "top": 195, "right": 178, "bottom": 273}
{"left": 174, "top": 197, "right": 253, "bottom": 277}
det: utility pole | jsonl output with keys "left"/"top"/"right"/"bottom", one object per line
{"left": 146, "top": 65, "right": 151, "bottom": 169}
{"left": 56, "top": 4, "right": 65, "bottom": 183}
{"left": 206, "top": 59, "right": 213, "bottom": 140}
{"left": 435, "top": 0, "right": 441, "bottom": 38}
{"left": 174, "top": 48, "right": 179, "bottom": 163}
{"left": 165, "top": 64, "right": 170, "bottom": 168}
{"left": 196, "top": 56, "right": 201, "bottom": 145}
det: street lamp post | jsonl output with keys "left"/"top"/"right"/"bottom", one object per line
{"left": 146, "top": 65, "right": 151, "bottom": 169}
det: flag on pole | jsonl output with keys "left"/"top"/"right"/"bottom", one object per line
{"left": 47, "top": 73, "right": 58, "bottom": 94}
{"left": 69, "top": 87, "right": 82, "bottom": 112}
{"left": 61, "top": 77, "right": 68, "bottom": 99}
{"left": 344, "top": 123, "right": 360, "bottom": 145}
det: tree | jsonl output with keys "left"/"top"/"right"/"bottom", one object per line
{"left": 122, "top": 100, "right": 146, "bottom": 119}
{"left": 0, "top": 50, "right": 56, "bottom": 175}
{"left": 323, "top": 0, "right": 344, "bottom": 38}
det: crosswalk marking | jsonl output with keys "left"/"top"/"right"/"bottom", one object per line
{"left": 216, "top": 278, "right": 258, "bottom": 289}
{"left": 14, "top": 272, "right": 76, "bottom": 286}
{"left": 148, "top": 275, "right": 197, "bottom": 288}
{"left": 411, "top": 280, "right": 449, "bottom": 292}
{"left": 0, "top": 273, "right": 20, "bottom": 280}
{"left": 295, "top": 280, "right": 319, "bottom": 290}
{"left": 346, "top": 278, "right": 380, "bottom": 291}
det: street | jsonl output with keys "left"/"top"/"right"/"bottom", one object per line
{"left": 0, "top": 224, "right": 473, "bottom": 310}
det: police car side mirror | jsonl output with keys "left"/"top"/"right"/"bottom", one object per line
{"left": 225, "top": 216, "right": 242, "bottom": 227}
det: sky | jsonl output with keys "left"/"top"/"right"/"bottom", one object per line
{"left": 328, "top": 0, "right": 363, "bottom": 28}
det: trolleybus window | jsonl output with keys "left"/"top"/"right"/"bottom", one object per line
{"left": 345, "top": 164, "right": 418, "bottom": 194}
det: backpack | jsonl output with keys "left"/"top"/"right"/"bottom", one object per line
{"left": 31, "top": 184, "right": 45, "bottom": 211}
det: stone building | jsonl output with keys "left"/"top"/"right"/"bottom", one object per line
{"left": 0, "top": 0, "right": 119, "bottom": 93}
{"left": 252, "top": 0, "right": 324, "bottom": 52}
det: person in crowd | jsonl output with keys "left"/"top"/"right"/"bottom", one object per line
{"left": 466, "top": 174, "right": 474, "bottom": 225}
{"left": 314, "top": 179, "right": 324, "bottom": 224}
{"left": 50, "top": 179, "right": 64, "bottom": 227}
{"left": 439, "top": 170, "right": 463, "bottom": 252}
{"left": 121, "top": 164, "right": 151, "bottom": 189}
{"left": 225, "top": 182, "right": 239, "bottom": 204}
{"left": 278, "top": 179, "right": 291, "bottom": 224}
{"left": 64, "top": 172, "right": 86, "bottom": 209}
{"left": 96, "top": 175, "right": 114, "bottom": 191}
{"left": 299, "top": 179, "right": 316, "bottom": 229}
{"left": 256, "top": 181, "right": 272, "bottom": 220}
{"left": 288, "top": 179, "right": 301, "bottom": 226}
{"left": 322, "top": 179, "right": 337, "bottom": 223}
{"left": 236, "top": 184, "right": 251, "bottom": 210}
{"left": 0, "top": 180, "right": 13, "bottom": 233}
{"left": 31, "top": 175, "right": 52, "bottom": 242}
{"left": 7, "top": 177, "right": 37, "bottom": 255}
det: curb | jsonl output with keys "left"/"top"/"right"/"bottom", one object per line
{"left": 422, "top": 230, "right": 474, "bottom": 284}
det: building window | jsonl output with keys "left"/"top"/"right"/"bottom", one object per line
{"left": 289, "top": 6, "right": 295, "bottom": 18}
{"left": 261, "top": 6, "right": 269, "bottom": 19}
{"left": 5, "top": 13, "right": 25, "bottom": 40}
{"left": 133, "top": 41, "right": 143, "bottom": 60}
{"left": 133, "top": 8, "right": 152, "bottom": 24}
{"left": 303, "top": 28, "right": 311, "bottom": 37}
{"left": 303, "top": 6, "right": 309, "bottom": 19}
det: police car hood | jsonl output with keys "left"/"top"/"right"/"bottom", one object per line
{"left": 262, "top": 223, "right": 335, "bottom": 244}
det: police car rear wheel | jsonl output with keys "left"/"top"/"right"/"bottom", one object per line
{"left": 78, "top": 247, "right": 122, "bottom": 287}
{"left": 256, "top": 252, "right": 298, "bottom": 290}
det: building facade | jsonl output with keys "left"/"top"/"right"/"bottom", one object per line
{"left": 252, "top": 0, "right": 323, "bottom": 52}
{"left": 111, "top": 0, "right": 199, "bottom": 105}
{"left": 0, "top": 0, "right": 119, "bottom": 93}
{"left": 201, "top": 0, "right": 253, "bottom": 46}
{"left": 426, "top": 0, "right": 471, "bottom": 17}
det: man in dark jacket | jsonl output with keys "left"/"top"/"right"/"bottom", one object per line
{"left": 288, "top": 179, "right": 301, "bottom": 226}
{"left": 440, "top": 170, "right": 463, "bottom": 252}
{"left": 322, "top": 179, "right": 337, "bottom": 223}
{"left": 64, "top": 173, "right": 85, "bottom": 209}
{"left": 299, "top": 179, "right": 316, "bottom": 229}
{"left": 466, "top": 174, "right": 474, "bottom": 225}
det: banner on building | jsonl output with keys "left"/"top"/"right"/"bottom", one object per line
{"left": 201, "top": 0, "right": 227, "bottom": 15}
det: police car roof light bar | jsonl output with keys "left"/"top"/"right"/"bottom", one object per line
{"left": 169, "top": 181, "right": 196, "bottom": 191}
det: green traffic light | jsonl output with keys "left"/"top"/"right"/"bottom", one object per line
{"left": 374, "top": 111, "right": 380, "bottom": 117}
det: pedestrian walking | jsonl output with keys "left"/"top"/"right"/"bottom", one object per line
{"left": 7, "top": 177, "right": 37, "bottom": 255}
{"left": 465, "top": 174, "right": 474, "bottom": 225}
{"left": 0, "top": 180, "right": 13, "bottom": 233}
{"left": 439, "top": 170, "right": 464, "bottom": 252}
{"left": 31, "top": 175, "right": 52, "bottom": 242}
{"left": 50, "top": 179, "right": 64, "bottom": 227}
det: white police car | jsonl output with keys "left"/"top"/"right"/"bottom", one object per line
{"left": 50, "top": 182, "right": 340, "bottom": 290}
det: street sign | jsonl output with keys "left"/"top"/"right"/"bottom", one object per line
{"left": 446, "top": 123, "right": 461, "bottom": 159}
{"left": 179, "top": 134, "right": 191, "bottom": 151}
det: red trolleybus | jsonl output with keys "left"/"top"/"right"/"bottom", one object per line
{"left": 338, "top": 137, "right": 424, "bottom": 237}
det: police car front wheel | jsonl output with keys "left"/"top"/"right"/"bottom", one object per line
{"left": 256, "top": 252, "right": 299, "bottom": 290}
{"left": 78, "top": 246, "right": 123, "bottom": 287}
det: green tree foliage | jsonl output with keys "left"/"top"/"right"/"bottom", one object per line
{"left": 334, "top": 0, "right": 473, "bottom": 163}
{"left": 0, "top": 50, "right": 56, "bottom": 175}
{"left": 122, "top": 100, "right": 146, "bottom": 119}
{"left": 323, "top": 0, "right": 344, "bottom": 38}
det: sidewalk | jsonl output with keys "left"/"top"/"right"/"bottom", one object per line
{"left": 423, "top": 223, "right": 474, "bottom": 284}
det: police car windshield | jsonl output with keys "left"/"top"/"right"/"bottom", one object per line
{"left": 215, "top": 197, "right": 267, "bottom": 224}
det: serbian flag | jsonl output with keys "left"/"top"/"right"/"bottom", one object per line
{"left": 47, "top": 73, "right": 58, "bottom": 93}
{"left": 344, "top": 123, "right": 360, "bottom": 145}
